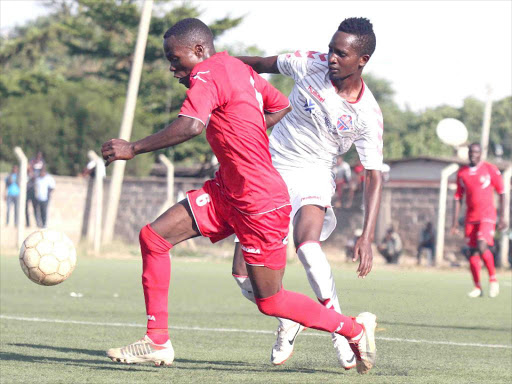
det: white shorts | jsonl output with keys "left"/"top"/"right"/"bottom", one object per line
{"left": 277, "top": 166, "right": 337, "bottom": 242}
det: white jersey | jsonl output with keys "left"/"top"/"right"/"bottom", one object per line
{"left": 270, "top": 50, "right": 384, "bottom": 172}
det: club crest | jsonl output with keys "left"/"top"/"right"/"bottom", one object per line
{"left": 337, "top": 115, "right": 353, "bottom": 131}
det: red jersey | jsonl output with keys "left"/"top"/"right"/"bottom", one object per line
{"left": 454, "top": 161, "right": 505, "bottom": 222}
{"left": 179, "top": 52, "right": 291, "bottom": 214}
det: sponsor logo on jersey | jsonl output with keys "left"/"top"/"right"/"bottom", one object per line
{"left": 147, "top": 315, "right": 156, "bottom": 321}
{"left": 192, "top": 70, "right": 210, "bottom": 83}
{"left": 337, "top": 115, "right": 353, "bottom": 131}
{"left": 304, "top": 99, "right": 315, "bottom": 112}
{"left": 301, "top": 195, "right": 321, "bottom": 201}
{"left": 282, "top": 235, "right": 289, "bottom": 245}
{"left": 308, "top": 85, "right": 325, "bottom": 103}
{"left": 241, "top": 244, "right": 261, "bottom": 254}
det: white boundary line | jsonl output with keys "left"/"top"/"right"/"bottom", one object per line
{"left": 1, "top": 315, "right": 511, "bottom": 350}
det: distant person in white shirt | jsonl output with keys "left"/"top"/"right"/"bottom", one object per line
{"left": 34, "top": 167, "right": 56, "bottom": 228}
{"left": 233, "top": 17, "right": 383, "bottom": 371}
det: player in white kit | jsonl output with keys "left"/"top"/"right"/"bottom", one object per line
{"left": 232, "top": 18, "right": 383, "bottom": 369}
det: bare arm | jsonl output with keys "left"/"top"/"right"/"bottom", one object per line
{"left": 265, "top": 105, "right": 292, "bottom": 129}
{"left": 451, "top": 199, "right": 462, "bottom": 234}
{"left": 353, "top": 169, "right": 383, "bottom": 277}
{"left": 497, "top": 193, "right": 508, "bottom": 231}
{"left": 101, "top": 116, "right": 205, "bottom": 166}
{"left": 237, "top": 56, "right": 279, "bottom": 74}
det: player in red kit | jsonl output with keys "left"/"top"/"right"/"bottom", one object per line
{"left": 101, "top": 18, "right": 377, "bottom": 374}
{"left": 451, "top": 143, "right": 507, "bottom": 298}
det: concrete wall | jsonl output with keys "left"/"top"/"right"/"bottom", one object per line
{"left": 2, "top": 173, "right": 504, "bottom": 261}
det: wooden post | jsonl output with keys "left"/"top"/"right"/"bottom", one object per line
{"left": 103, "top": 0, "right": 153, "bottom": 243}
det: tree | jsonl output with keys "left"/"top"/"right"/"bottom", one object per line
{"left": 0, "top": 0, "right": 243, "bottom": 174}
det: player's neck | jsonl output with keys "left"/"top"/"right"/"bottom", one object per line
{"left": 332, "top": 76, "right": 363, "bottom": 102}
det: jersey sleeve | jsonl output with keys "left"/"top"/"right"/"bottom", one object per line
{"left": 250, "top": 68, "right": 290, "bottom": 113}
{"left": 354, "top": 114, "right": 384, "bottom": 170}
{"left": 454, "top": 170, "right": 464, "bottom": 200}
{"left": 489, "top": 164, "right": 505, "bottom": 194}
{"left": 179, "top": 70, "right": 221, "bottom": 125}
{"left": 276, "top": 51, "right": 312, "bottom": 80}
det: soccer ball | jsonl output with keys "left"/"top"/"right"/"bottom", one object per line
{"left": 19, "top": 229, "right": 77, "bottom": 286}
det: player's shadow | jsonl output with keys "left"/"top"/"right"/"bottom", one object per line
{"left": 4, "top": 344, "right": 341, "bottom": 375}
{"left": 10, "top": 343, "right": 104, "bottom": 357}
{"left": 378, "top": 321, "right": 511, "bottom": 333}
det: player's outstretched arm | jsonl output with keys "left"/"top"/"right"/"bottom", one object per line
{"left": 237, "top": 56, "right": 279, "bottom": 74}
{"left": 102, "top": 117, "right": 204, "bottom": 166}
{"left": 353, "top": 169, "right": 382, "bottom": 277}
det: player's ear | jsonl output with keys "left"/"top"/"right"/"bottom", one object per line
{"left": 194, "top": 44, "right": 205, "bottom": 58}
{"left": 358, "top": 54, "right": 370, "bottom": 68}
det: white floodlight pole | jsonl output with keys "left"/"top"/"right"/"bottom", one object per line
{"left": 480, "top": 86, "right": 493, "bottom": 160}
{"left": 499, "top": 166, "right": 511, "bottom": 268}
{"left": 88, "top": 150, "right": 103, "bottom": 254}
{"left": 14, "top": 147, "right": 27, "bottom": 249}
{"left": 435, "top": 163, "right": 460, "bottom": 266}
{"left": 103, "top": 0, "right": 154, "bottom": 243}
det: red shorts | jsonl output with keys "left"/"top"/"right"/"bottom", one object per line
{"left": 465, "top": 221, "right": 496, "bottom": 248}
{"left": 187, "top": 180, "right": 291, "bottom": 270}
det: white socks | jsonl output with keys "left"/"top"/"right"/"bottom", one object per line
{"left": 232, "top": 274, "right": 256, "bottom": 304}
{"left": 297, "top": 241, "right": 342, "bottom": 314}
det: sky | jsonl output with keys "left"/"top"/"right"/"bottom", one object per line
{"left": 1, "top": 0, "right": 511, "bottom": 111}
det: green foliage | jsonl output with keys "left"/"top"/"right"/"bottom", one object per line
{"left": 0, "top": 0, "right": 510, "bottom": 176}
{"left": 0, "top": 0, "right": 242, "bottom": 175}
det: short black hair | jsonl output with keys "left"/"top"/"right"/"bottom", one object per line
{"left": 163, "top": 18, "right": 214, "bottom": 49}
{"left": 338, "top": 17, "right": 376, "bottom": 57}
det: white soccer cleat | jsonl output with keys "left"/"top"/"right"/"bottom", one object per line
{"left": 489, "top": 282, "right": 499, "bottom": 298}
{"left": 332, "top": 333, "right": 356, "bottom": 370}
{"left": 270, "top": 322, "right": 304, "bottom": 365}
{"left": 467, "top": 288, "right": 483, "bottom": 298}
{"left": 348, "top": 312, "right": 377, "bottom": 374}
{"left": 107, "top": 335, "right": 174, "bottom": 366}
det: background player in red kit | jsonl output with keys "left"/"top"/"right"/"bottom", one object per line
{"left": 101, "top": 18, "right": 377, "bottom": 374}
{"left": 451, "top": 143, "right": 507, "bottom": 298}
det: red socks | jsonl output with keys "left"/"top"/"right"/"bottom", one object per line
{"left": 469, "top": 250, "right": 498, "bottom": 289}
{"left": 469, "top": 255, "right": 481, "bottom": 289}
{"left": 139, "top": 224, "right": 173, "bottom": 344}
{"left": 481, "top": 249, "right": 497, "bottom": 282}
{"left": 255, "top": 288, "right": 362, "bottom": 339}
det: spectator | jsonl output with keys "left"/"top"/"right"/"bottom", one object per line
{"left": 417, "top": 222, "right": 435, "bottom": 266}
{"left": 377, "top": 226, "right": 403, "bottom": 264}
{"left": 345, "top": 160, "right": 365, "bottom": 209}
{"left": 34, "top": 167, "right": 55, "bottom": 228}
{"left": 381, "top": 163, "right": 390, "bottom": 183}
{"left": 29, "top": 151, "right": 46, "bottom": 177}
{"left": 332, "top": 155, "right": 351, "bottom": 208}
{"left": 5, "top": 164, "right": 20, "bottom": 226}
{"left": 345, "top": 228, "right": 363, "bottom": 261}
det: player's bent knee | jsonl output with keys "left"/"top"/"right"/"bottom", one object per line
{"left": 139, "top": 224, "right": 172, "bottom": 256}
{"left": 254, "top": 289, "right": 285, "bottom": 317}
{"left": 233, "top": 274, "right": 256, "bottom": 303}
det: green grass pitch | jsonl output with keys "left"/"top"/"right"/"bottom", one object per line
{"left": 1, "top": 250, "right": 511, "bottom": 383}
